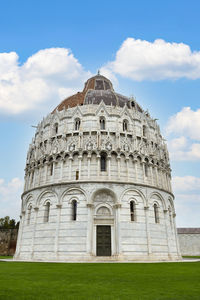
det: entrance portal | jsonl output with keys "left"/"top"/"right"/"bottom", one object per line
{"left": 96, "top": 225, "right": 111, "bottom": 256}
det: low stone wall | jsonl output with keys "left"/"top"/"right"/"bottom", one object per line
{"left": 0, "top": 229, "right": 18, "bottom": 256}
{"left": 177, "top": 228, "right": 200, "bottom": 256}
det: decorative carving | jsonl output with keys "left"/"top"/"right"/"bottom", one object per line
{"left": 97, "top": 206, "right": 111, "bottom": 216}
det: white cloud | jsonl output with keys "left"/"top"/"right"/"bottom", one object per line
{"left": 172, "top": 176, "right": 200, "bottom": 227}
{"left": 166, "top": 107, "right": 200, "bottom": 140}
{"left": 0, "top": 48, "right": 91, "bottom": 115}
{"left": 102, "top": 37, "right": 200, "bottom": 81}
{"left": 172, "top": 176, "right": 200, "bottom": 192}
{"left": 168, "top": 140, "right": 200, "bottom": 161}
{"left": 0, "top": 177, "right": 23, "bottom": 220}
{"left": 166, "top": 107, "right": 200, "bottom": 161}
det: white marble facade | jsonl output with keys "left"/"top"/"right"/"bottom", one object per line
{"left": 14, "top": 75, "right": 181, "bottom": 261}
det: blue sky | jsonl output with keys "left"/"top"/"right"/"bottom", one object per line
{"left": 0, "top": 0, "right": 200, "bottom": 226}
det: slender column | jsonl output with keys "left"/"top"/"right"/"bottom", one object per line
{"left": 117, "top": 156, "right": 121, "bottom": 180}
{"left": 155, "top": 167, "right": 159, "bottom": 187}
{"left": 134, "top": 159, "right": 138, "bottom": 183}
{"left": 150, "top": 165, "right": 154, "bottom": 186}
{"left": 118, "top": 133, "right": 121, "bottom": 148}
{"left": 55, "top": 204, "right": 62, "bottom": 258}
{"left": 161, "top": 169, "right": 165, "bottom": 189}
{"left": 32, "top": 170, "right": 35, "bottom": 188}
{"left": 169, "top": 175, "right": 172, "bottom": 193}
{"left": 69, "top": 157, "right": 73, "bottom": 180}
{"left": 45, "top": 163, "right": 48, "bottom": 182}
{"left": 97, "top": 132, "right": 100, "bottom": 149}
{"left": 114, "top": 204, "right": 121, "bottom": 255}
{"left": 38, "top": 166, "right": 41, "bottom": 186}
{"left": 144, "top": 206, "right": 152, "bottom": 255}
{"left": 86, "top": 203, "right": 94, "bottom": 255}
{"left": 60, "top": 160, "right": 64, "bottom": 181}
{"left": 163, "top": 209, "right": 171, "bottom": 258}
{"left": 24, "top": 174, "right": 28, "bottom": 191}
{"left": 87, "top": 155, "right": 91, "bottom": 179}
{"left": 78, "top": 156, "right": 82, "bottom": 180}
{"left": 165, "top": 172, "right": 168, "bottom": 190}
{"left": 31, "top": 207, "right": 39, "bottom": 259}
{"left": 97, "top": 155, "right": 100, "bottom": 178}
{"left": 142, "top": 163, "right": 146, "bottom": 183}
{"left": 125, "top": 157, "right": 129, "bottom": 181}
{"left": 52, "top": 161, "right": 56, "bottom": 182}
{"left": 166, "top": 174, "right": 170, "bottom": 192}
{"left": 173, "top": 213, "right": 181, "bottom": 257}
{"left": 78, "top": 134, "right": 81, "bottom": 148}
{"left": 107, "top": 156, "right": 111, "bottom": 180}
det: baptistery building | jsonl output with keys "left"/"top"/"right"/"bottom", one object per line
{"left": 15, "top": 74, "right": 181, "bottom": 261}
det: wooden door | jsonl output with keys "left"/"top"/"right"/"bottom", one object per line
{"left": 96, "top": 225, "right": 111, "bottom": 256}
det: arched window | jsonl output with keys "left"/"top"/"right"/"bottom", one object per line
{"left": 143, "top": 125, "right": 147, "bottom": 137}
{"left": 44, "top": 202, "right": 50, "bottom": 223}
{"left": 123, "top": 120, "right": 128, "bottom": 131}
{"left": 72, "top": 200, "right": 77, "bottom": 221}
{"left": 76, "top": 170, "right": 79, "bottom": 180}
{"left": 75, "top": 118, "right": 81, "bottom": 131}
{"left": 100, "top": 153, "right": 107, "bottom": 171}
{"left": 154, "top": 203, "right": 159, "bottom": 223}
{"left": 130, "top": 201, "right": 136, "bottom": 221}
{"left": 100, "top": 117, "right": 106, "bottom": 130}
{"left": 27, "top": 205, "right": 32, "bottom": 225}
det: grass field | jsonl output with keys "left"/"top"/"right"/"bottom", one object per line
{"left": 0, "top": 261, "right": 199, "bottom": 300}
{"left": 182, "top": 256, "right": 200, "bottom": 259}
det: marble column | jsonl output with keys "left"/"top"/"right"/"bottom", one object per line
{"left": 114, "top": 203, "right": 121, "bottom": 255}
{"left": 134, "top": 158, "right": 138, "bottom": 183}
{"left": 117, "top": 156, "right": 121, "bottom": 180}
{"left": 144, "top": 206, "right": 152, "bottom": 255}
{"left": 107, "top": 155, "right": 111, "bottom": 180}
{"left": 87, "top": 155, "right": 91, "bottom": 179}
{"left": 31, "top": 207, "right": 39, "bottom": 259}
{"left": 69, "top": 157, "right": 73, "bottom": 180}
{"left": 163, "top": 209, "right": 171, "bottom": 258}
{"left": 97, "top": 155, "right": 100, "bottom": 178}
{"left": 78, "top": 155, "right": 82, "bottom": 180}
{"left": 55, "top": 204, "right": 62, "bottom": 258}
{"left": 14, "top": 211, "right": 25, "bottom": 258}
{"left": 173, "top": 213, "right": 182, "bottom": 257}
{"left": 45, "top": 163, "right": 48, "bottom": 183}
{"left": 150, "top": 164, "right": 154, "bottom": 186}
{"left": 86, "top": 203, "right": 94, "bottom": 255}
{"left": 125, "top": 157, "right": 129, "bottom": 181}
{"left": 59, "top": 159, "right": 64, "bottom": 181}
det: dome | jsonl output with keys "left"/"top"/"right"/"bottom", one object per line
{"left": 14, "top": 73, "right": 181, "bottom": 262}
{"left": 53, "top": 73, "right": 143, "bottom": 112}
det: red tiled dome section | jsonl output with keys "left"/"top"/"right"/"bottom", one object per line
{"left": 52, "top": 74, "right": 143, "bottom": 113}
{"left": 52, "top": 77, "right": 97, "bottom": 112}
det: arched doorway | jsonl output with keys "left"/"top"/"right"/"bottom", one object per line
{"left": 96, "top": 206, "right": 112, "bottom": 256}
{"left": 89, "top": 188, "right": 119, "bottom": 257}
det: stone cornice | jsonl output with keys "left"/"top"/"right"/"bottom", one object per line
{"left": 21, "top": 180, "right": 175, "bottom": 199}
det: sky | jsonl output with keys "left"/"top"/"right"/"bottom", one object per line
{"left": 0, "top": 0, "right": 200, "bottom": 227}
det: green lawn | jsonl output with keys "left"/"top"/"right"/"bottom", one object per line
{"left": 0, "top": 256, "right": 13, "bottom": 259}
{"left": 182, "top": 256, "right": 200, "bottom": 259}
{"left": 0, "top": 262, "right": 199, "bottom": 300}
